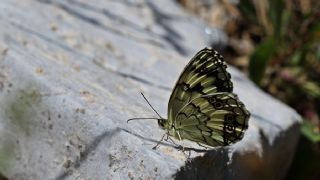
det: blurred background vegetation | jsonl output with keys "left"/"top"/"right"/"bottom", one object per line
{"left": 178, "top": 0, "right": 320, "bottom": 179}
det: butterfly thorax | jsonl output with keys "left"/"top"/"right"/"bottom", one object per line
{"left": 157, "top": 119, "right": 178, "bottom": 137}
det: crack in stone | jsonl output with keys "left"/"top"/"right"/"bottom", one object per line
{"left": 36, "top": 0, "right": 166, "bottom": 48}
{"left": 9, "top": 21, "right": 82, "bottom": 56}
{"left": 116, "top": 71, "right": 171, "bottom": 91}
{"left": 65, "top": 0, "right": 161, "bottom": 38}
{"left": 54, "top": 128, "right": 122, "bottom": 180}
{"left": 145, "top": 0, "right": 187, "bottom": 55}
{"left": 92, "top": 60, "right": 171, "bottom": 91}
{"left": 9, "top": 21, "right": 170, "bottom": 92}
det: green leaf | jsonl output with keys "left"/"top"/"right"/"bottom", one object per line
{"left": 249, "top": 37, "right": 276, "bottom": 85}
{"left": 301, "top": 120, "right": 320, "bottom": 143}
{"left": 310, "top": 21, "right": 320, "bottom": 34}
{"left": 290, "top": 51, "right": 303, "bottom": 65}
{"left": 302, "top": 81, "right": 320, "bottom": 98}
{"left": 238, "top": 0, "right": 257, "bottom": 24}
{"left": 316, "top": 46, "right": 320, "bottom": 61}
{"left": 269, "top": 0, "right": 285, "bottom": 36}
{"left": 279, "top": 9, "right": 291, "bottom": 38}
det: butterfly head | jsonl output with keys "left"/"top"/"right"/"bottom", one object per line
{"left": 157, "top": 118, "right": 170, "bottom": 129}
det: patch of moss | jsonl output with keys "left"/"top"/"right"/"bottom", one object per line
{"left": 0, "top": 138, "right": 15, "bottom": 175}
{"left": 5, "top": 89, "right": 42, "bottom": 135}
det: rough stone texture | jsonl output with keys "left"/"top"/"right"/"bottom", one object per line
{"left": 0, "top": 0, "right": 301, "bottom": 180}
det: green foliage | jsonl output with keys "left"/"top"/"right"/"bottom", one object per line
{"left": 239, "top": 0, "right": 320, "bottom": 142}
{"left": 238, "top": 1, "right": 320, "bottom": 177}
{"left": 301, "top": 121, "right": 320, "bottom": 143}
{"left": 238, "top": 0, "right": 256, "bottom": 24}
{"left": 249, "top": 37, "right": 276, "bottom": 84}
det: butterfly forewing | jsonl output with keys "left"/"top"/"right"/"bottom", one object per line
{"left": 168, "top": 48, "right": 233, "bottom": 124}
{"left": 166, "top": 48, "right": 250, "bottom": 147}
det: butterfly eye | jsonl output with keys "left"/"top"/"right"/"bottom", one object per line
{"left": 158, "top": 119, "right": 165, "bottom": 127}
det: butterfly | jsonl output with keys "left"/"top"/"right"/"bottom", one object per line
{"left": 128, "top": 48, "right": 250, "bottom": 147}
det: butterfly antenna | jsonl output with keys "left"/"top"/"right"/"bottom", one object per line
{"left": 140, "top": 92, "right": 163, "bottom": 119}
{"left": 127, "top": 117, "right": 159, "bottom": 123}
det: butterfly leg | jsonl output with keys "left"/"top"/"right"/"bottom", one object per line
{"left": 197, "top": 143, "right": 209, "bottom": 150}
{"left": 176, "top": 132, "right": 192, "bottom": 159}
{"left": 152, "top": 133, "right": 167, "bottom": 150}
{"left": 164, "top": 134, "right": 170, "bottom": 141}
{"left": 186, "top": 150, "right": 191, "bottom": 160}
{"left": 167, "top": 136, "right": 178, "bottom": 146}
{"left": 176, "top": 131, "right": 185, "bottom": 152}
{"left": 167, "top": 136, "right": 188, "bottom": 153}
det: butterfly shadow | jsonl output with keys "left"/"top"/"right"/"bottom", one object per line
{"left": 121, "top": 128, "right": 210, "bottom": 153}
{"left": 173, "top": 122, "right": 300, "bottom": 180}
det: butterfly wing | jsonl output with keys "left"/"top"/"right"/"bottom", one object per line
{"left": 174, "top": 93, "right": 250, "bottom": 146}
{"left": 167, "top": 48, "right": 250, "bottom": 146}
{"left": 168, "top": 48, "right": 233, "bottom": 125}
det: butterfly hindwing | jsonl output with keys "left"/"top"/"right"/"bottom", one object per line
{"left": 173, "top": 93, "right": 250, "bottom": 146}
